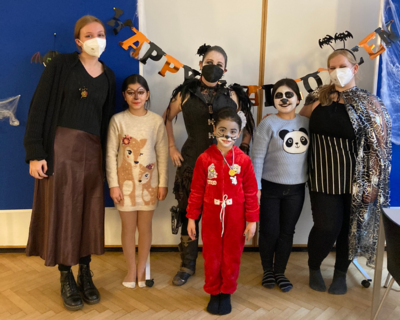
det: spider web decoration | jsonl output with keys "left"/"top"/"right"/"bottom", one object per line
{"left": 0, "top": 95, "right": 20, "bottom": 126}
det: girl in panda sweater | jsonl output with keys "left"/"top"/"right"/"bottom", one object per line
{"left": 251, "top": 78, "right": 309, "bottom": 292}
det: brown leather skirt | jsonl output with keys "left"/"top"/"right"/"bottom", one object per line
{"left": 26, "top": 127, "right": 105, "bottom": 266}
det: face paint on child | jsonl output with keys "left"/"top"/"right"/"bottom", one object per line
{"left": 214, "top": 119, "right": 240, "bottom": 149}
{"left": 273, "top": 85, "right": 299, "bottom": 114}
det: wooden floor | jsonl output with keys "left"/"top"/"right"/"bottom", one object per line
{"left": 0, "top": 251, "right": 399, "bottom": 319}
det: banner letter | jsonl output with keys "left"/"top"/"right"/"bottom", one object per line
{"left": 158, "top": 55, "right": 184, "bottom": 77}
{"left": 119, "top": 27, "right": 150, "bottom": 59}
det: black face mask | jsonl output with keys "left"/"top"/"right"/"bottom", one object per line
{"left": 201, "top": 64, "right": 224, "bottom": 82}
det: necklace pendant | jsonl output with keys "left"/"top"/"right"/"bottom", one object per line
{"left": 229, "top": 169, "right": 236, "bottom": 177}
{"left": 79, "top": 87, "right": 88, "bottom": 99}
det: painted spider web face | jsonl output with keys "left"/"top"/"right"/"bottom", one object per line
{"left": 0, "top": 95, "right": 20, "bottom": 126}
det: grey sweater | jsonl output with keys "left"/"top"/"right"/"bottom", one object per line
{"left": 251, "top": 114, "right": 309, "bottom": 189}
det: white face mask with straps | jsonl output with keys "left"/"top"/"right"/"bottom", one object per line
{"left": 329, "top": 67, "right": 354, "bottom": 87}
{"left": 78, "top": 38, "right": 106, "bottom": 58}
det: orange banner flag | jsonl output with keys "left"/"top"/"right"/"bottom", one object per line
{"left": 158, "top": 55, "right": 184, "bottom": 77}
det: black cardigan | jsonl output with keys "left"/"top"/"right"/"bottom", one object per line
{"left": 24, "top": 52, "right": 116, "bottom": 175}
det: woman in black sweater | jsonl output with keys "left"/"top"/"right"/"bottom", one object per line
{"left": 24, "top": 15, "right": 115, "bottom": 311}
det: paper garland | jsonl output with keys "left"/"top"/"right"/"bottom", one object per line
{"left": 114, "top": 9, "right": 399, "bottom": 107}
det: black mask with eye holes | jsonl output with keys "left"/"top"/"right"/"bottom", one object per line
{"left": 202, "top": 64, "right": 224, "bottom": 82}
{"left": 275, "top": 91, "right": 295, "bottom": 107}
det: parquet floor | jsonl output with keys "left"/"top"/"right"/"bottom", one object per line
{"left": 0, "top": 251, "right": 399, "bottom": 319}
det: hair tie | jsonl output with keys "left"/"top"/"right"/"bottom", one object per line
{"left": 197, "top": 43, "right": 211, "bottom": 57}
{"left": 237, "top": 111, "right": 247, "bottom": 130}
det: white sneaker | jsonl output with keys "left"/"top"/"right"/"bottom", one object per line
{"left": 138, "top": 281, "right": 146, "bottom": 288}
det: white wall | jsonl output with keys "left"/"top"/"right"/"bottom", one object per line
{"left": 0, "top": 0, "right": 382, "bottom": 247}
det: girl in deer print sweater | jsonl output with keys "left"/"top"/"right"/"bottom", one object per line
{"left": 106, "top": 74, "right": 168, "bottom": 289}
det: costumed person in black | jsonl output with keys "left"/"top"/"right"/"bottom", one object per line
{"left": 300, "top": 48, "right": 391, "bottom": 294}
{"left": 24, "top": 16, "right": 116, "bottom": 310}
{"left": 164, "top": 44, "right": 255, "bottom": 286}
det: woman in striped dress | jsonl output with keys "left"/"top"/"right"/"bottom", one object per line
{"left": 300, "top": 49, "right": 391, "bottom": 295}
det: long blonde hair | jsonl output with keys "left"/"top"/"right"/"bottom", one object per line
{"left": 319, "top": 50, "right": 358, "bottom": 106}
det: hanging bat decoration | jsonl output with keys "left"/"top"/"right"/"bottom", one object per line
{"left": 107, "top": 7, "right": 124, "bottom": 26}
{"left": 31, "top": 50, "right": 59, "bottom": 67}
{"left": 334, "top": 31, "right": 353, "bottom": 48}
{"left": 114, "top": 19, "right": 133, "bottom": 35}
{"left": 107, "top": 7, "right": 133, "bottom": 35}
{"left": 318, "top": 35, "right": 335, "bottom": 50}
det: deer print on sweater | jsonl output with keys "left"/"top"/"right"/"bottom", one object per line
{"left": 118, "top": 134, "right": 147, "bottom": 207}
{"left": 138, "top": 163, "right": 158, "bottom": 206}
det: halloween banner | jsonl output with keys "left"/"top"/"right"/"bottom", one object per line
{"left": 30, "top": 8, "right": 400, "bottom": 107}
{"left": 116, "top": 14, "right": 399, "bottom": 107}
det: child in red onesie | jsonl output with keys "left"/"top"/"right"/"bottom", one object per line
{"left": 187, "top": 107, "right": 259, "bottom": 315}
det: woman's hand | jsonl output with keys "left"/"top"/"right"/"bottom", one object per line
{"left": 244, "top": 222, "right": 257, "bottom": 241}
{"left": 110, "top": 187, "right": 123, "bottom": 204}
{"left": 187, "top": 219, "right": 197, "bottom": 240}
{"left": 29, "top": 160, "right": 48, "bottom": 179}
{"left": 158, "top": 187, "right": 168, "bottom": 201}
{"left": 169, "top": 145, "right": 184, "bottom": 167}
{"left": 257, "top": 190, "right": 261, "bottom": 205}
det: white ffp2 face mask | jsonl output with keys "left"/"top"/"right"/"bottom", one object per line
{"left": 79, "top": 38, "right": 106, "bottom": 58}
{"left": 330, "top": 67, "right": 354, "bottom": 87}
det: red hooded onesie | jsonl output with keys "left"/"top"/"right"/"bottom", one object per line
{"left": 186, "top": 145, "right": 259, "bottom": 295}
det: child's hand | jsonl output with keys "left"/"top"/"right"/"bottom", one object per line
{"left": 158, "top": 187, "right": 168, "bottom": 201}
{"left": 244, "top": 222, "right": 257, "bottom": 241}
{"left": 110, "top": 187, "right": 123, "bottom": 204}
{"left": 170, "top": 146, "right": 184, "bottom": 167}
{"left": 257, "top": 190, "right": 261, "bottom": 205}
{"left": 187, "top": 219, "right": 197, "bottom": 240}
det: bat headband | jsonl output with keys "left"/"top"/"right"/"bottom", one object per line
{"left": 318, "top": 31, "right": 364, "bottom": 65}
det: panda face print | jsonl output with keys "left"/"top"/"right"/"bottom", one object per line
{"left": 279, "top": 128, "right": 309, "bottom": 154}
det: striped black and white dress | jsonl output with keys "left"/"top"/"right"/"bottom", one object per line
{"left": 309, "top": 102, "right": 356, "bottom": 194}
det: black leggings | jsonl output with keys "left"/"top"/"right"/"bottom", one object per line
{"left": 259, "top": 180, "right": 305, "bottom": 273}
{"left": 308, "top": 192, "right": 352, "bottom": 272}
{"left": 58, "top": 255, "right": 91, "bottom": 272}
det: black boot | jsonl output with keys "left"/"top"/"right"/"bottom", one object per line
{"left": 172, "top": 236, "right": 198, "bottom": 286}
{"left": 219, "top": 293, "right": 232, "bottom": 315}
{"left": 60, "top": 269, "right": 83, "bottom": 311}
{"left": 206, "top": 294, "right": 220, "bottom": 315}
{"left": 77, "top": 264, "right": 100, "bottom": 304}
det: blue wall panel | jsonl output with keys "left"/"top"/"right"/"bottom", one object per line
{"left": 377, "top": 0, "right": 400, "bottom": 206}
{"left": 0, "top": 0, "right": 139, "bottom": 209}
